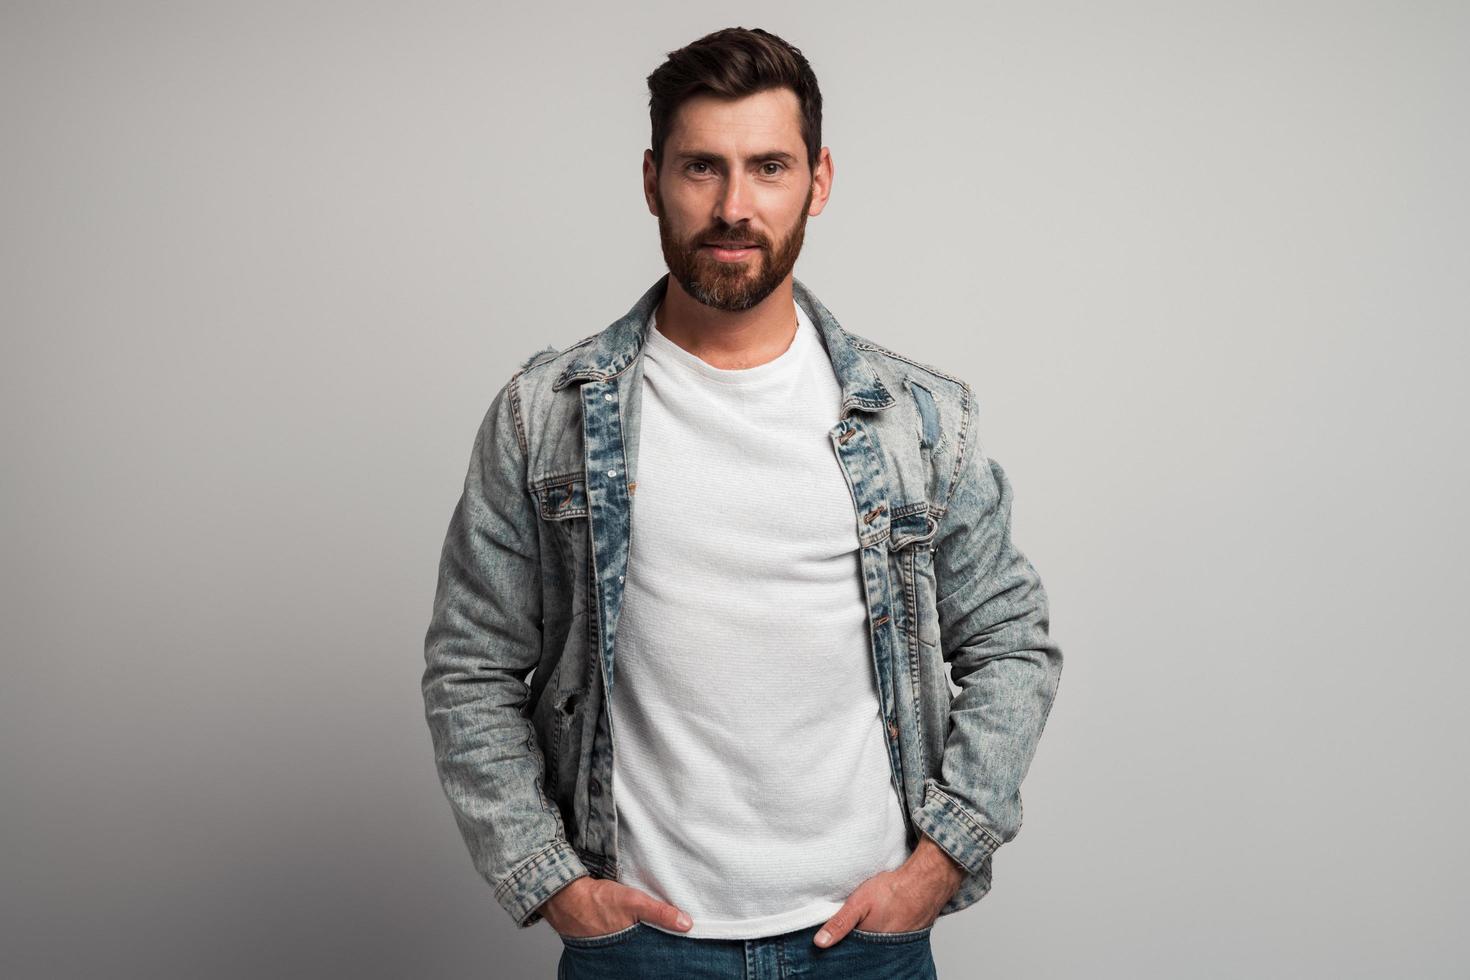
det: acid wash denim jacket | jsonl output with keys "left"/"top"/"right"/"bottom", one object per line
{"left": 422, "top": 272, "right": 1063, "bottom": 930}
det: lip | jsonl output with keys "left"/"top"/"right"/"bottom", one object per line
{"left": 701, "top": 242, "right": 761, "bottom": 262}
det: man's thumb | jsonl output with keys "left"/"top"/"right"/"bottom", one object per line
{"left": 630, "top": 890, "right": 693, "bottom": 932}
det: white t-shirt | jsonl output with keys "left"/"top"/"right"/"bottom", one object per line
{"left": 608, "top": 298, "right": 911, "bottom": 940}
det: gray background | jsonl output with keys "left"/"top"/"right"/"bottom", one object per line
{"left": 3, "top": 1, "right": 1465, "bottom": 977}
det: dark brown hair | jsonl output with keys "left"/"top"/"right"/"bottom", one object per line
{"left": 646, "top": 27, "right": 823, "bottom": 176}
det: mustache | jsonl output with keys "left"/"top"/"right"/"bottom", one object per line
{"left": 694, "top": 229, "right": 769, "bottom": 248}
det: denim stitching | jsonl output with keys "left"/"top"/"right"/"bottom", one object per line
{"left": 509, "top": 370, "right": 530, "bottom": 455}
{"left": 495, "top": 838, "right": 571, "bottom": 905}
{"left": 928, "top": 781, "right": 1004, "bottom": 854}
{"left": 559, "top": 920, "right": 642, "bottom": 947}
{"left": 851, "top": 925, "right": 933, "bottom": 944}
{"left": 849, "top": 338, "right": 967, "bottom": 388}
{"left": 903, "top": 545, "right": 927, "bottom": 776}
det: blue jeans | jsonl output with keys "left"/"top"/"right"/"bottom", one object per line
{"left": 557, "top": 920, "right": 939, "bottom": 979}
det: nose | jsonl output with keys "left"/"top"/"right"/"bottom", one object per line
{"left": 713, "top": 169, "right": 755, "bottom": 228}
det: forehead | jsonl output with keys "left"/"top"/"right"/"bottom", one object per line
{"left": 665, "top": 88, "right": 804, "bottom": 157}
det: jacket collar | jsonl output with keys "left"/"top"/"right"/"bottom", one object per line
{"left": 552, "top": 273, "right": 897, "bottom": 415}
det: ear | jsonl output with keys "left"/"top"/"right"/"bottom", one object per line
{"left": 807, "top": 146, "right": 834, "bottom": 217}
{"left": 643, "top": 149, "right": 659, "bottom": 216}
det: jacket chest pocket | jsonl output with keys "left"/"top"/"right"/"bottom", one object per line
{"left": 536, "top": 475, "right": 588, "bottom": 520}
{"left": 908, "top": 546, "right": 941, "bottom": 650}
{"left": 531, "top": 474, "right": 595, "bottom": 815}
{"left": 889, "top": 509, "right": 941, "bottom": 650}
{"left": 533, "top": 474, "right": 591, "bottom": 618}
{"left": 889, "top": 508, "right": 948, "bottom": 781}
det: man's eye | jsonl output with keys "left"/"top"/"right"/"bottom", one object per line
{"left": 687, "top": 162, "right": 711, "bottom": 174}
{"left": 761, "top": 162, "right": 785, "bottom": 175}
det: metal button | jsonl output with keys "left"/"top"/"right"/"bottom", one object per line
{"left": 604, "top": 393, "right": 614, "bottom": 401}
{"left": 589, "top": 778, "right": 602, "bottom": 796}
{"left": 607, "top": 469, "right": 617, "bottom": 477}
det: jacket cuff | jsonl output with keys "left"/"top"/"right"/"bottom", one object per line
{"left": 911, "top": 778, "right": 1004, "bottom": 878}
{"left": 938, "top": 858, "right": 994, "bottom": 916}
{"left": 495, "top": 838, "right": 590, "bottom": 929}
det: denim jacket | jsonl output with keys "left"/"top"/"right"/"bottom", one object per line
{"left": 422, "top": 273, "right": 1063, "bottom": 930}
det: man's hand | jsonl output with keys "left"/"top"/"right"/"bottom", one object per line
{"left": 538, "top": 876, "right": 694, "bottom": 939}
{"left": 813, "top": 834, "right": 966, "bottom": 947}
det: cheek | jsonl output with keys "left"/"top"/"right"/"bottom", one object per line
{"left": 767, "top": 216, "right": 804, "bottom": 250}
{"left": 667, "top": 207, "right": 712, "bottom": 244}
{"left": 659, "top": 214, "right": 700, "bottom": 250}
{"left": 767, "top": 195, "right": 807, "bottom": 230}
{"left": 665, "top": 180, "right": 714, "bottom": 214}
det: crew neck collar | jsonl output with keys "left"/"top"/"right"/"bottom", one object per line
{"left": 644, "top": 301, "right": 812, "bottom": 386}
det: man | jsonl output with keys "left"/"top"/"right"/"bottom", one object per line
{"left": 422, "top": 26, "right": 1063, "bottom": 979}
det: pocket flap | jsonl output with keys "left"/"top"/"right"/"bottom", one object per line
{"left": 889, "top": 508, "right": 938, "bottom": 550}
{"left": 536, "top": 477, "right": 588, "bottom": 520}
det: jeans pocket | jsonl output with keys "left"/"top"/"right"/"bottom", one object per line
{"left": 558, "top": 921, "right": 645, "bottom": 949}
{"left": 849, "top": 925, "right": 933, "bottom": 945}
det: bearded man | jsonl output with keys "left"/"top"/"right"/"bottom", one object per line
{"left": 422, "top": 25, "right": 1064, "bottom": 980}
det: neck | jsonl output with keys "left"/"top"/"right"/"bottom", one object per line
{"left": 653, "top": 274, "right": 798, "bottom": 370}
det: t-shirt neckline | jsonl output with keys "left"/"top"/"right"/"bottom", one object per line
{"left": 644, "top": 302, "right": 811, "bottom": 387}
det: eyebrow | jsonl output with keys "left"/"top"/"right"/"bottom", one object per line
{"left": 675, "top": 149, "right": 800, "bottom": 165}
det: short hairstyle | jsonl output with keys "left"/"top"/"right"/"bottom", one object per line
{"left": 646, "top": 27, "right": 823, "bottom": 176}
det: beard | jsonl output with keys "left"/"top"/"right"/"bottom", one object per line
{"left": 656, "top": 180, "right": 814, "bottom": 312}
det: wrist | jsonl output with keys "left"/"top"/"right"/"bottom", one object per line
{"left": 909, "top": 832, "right": 968, "bottom": 888}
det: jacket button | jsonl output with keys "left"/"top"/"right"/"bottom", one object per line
{"left": 589, "top": 778, "right": 602, "bottom": 796}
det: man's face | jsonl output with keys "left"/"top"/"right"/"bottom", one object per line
{"left": 646, "top": 88, "right": 829, "bottom": 312}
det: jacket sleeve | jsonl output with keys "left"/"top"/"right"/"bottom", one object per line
{"left": 421, "top": 373, "right": 589, "bottom": 928}
{"left": 911, "top": 381, "right": 1064, "bottom": 887}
